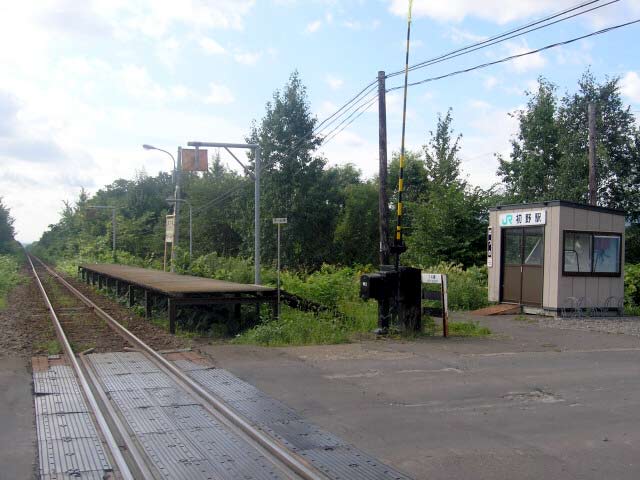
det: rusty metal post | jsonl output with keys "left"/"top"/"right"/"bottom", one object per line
{"left": 145, "top": 290, "right": 152, "bottom": 318}
{"left": 168, "top": 298, "right": 177, "bottom": 334}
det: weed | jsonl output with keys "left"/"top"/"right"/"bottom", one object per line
{"left": 447, "top": 321, "right": 491, "bottom": 337}
{"left": 37, "top": 339, "right": 62, "bottom": 355}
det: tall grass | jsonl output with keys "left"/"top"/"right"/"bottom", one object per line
{"left": 0, "top": 254, "right": 24, "bottom": 309}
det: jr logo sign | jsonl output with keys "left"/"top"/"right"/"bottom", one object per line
{"left": 499, "top": 210, "right": 546, "bottom": 227}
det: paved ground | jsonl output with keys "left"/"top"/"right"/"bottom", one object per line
{"left": 201, "top": 314, "right": 640, "bottom": 480}
{"left": 0, "top": 357, "right": 36, "bottom": 480}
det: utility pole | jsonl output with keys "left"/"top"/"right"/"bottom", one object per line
{"left": 588, "top": 102, "right": 597, "bottom": 206}
{"left": 378, "top": 70, "right": 390, "bottom": 266}
{"left": 171, "top": 147, "right": 182, "bottom": 272}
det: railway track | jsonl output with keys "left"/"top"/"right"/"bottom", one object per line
{"left": 27, "top": 254, "right": 326, "bottom": 480}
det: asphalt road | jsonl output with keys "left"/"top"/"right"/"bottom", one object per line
{"left": 202, "top": 315, "right": 640, "bottom": 480}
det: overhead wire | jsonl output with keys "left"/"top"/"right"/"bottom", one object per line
{"left": 385, "top": 0, "right": 619, "bottom": 78}
{"left": 386, "top": 18, "right": 640, "bottom": 92}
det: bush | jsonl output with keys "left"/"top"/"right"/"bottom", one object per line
{"left": 625, "top": 263, "right": 640, "bottom": 313}
{"left": 0, "top": 254, "right": 23, "bottom": 309}
{"left": 422, "top": 262, "right": 489, "bottom": 311}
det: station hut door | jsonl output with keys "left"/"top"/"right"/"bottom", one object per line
{"left": 501, "top": 226, "right": 544, "bottom": 306}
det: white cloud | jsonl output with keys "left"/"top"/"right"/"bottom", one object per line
{"left": 204, "top": 83, "right": 235, "bottom": 105}
{"left": 306, "top": 20, "right": 322, "bottom": 33}
{"left": 484, "top": 76, "right": 499, "bottom": 90}
{"left": 199, "top": 37, "right": 226, "bottom": 55}
{"left": 234, "top": 51, "right": 261, "bottom": 65}
{"left": 621, "top": 72, "right": 640, "bottom": 103}
{"left": 325, "top": 75, "right": 344, "bottom": 90}
{"left": 501, "top": 41, "right": 546, "bottom": 73}
{"left": 447, "top": 27, "right": 486, "bottom": 44}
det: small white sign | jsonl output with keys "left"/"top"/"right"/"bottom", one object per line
{"left": 165, "top": 214, "right": 175, "bottom": 242}
{"left": 421, "top": 273, "right": 443, "bottom": 284}
{"left": 500, "top": 210, "right": 546, "bottom": 227}
{"left": 487, "top": 227, "right": 493, "bottom": 268}
{"left": 272, "top": 217, "right": 288, "bottom": 224}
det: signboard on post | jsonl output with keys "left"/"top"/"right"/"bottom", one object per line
{"left": 272, "top": 218, "right": 288, "bottom": 224}
{"left": 165, "top": 214, "right": 175, "bottom": 242}
{"left": 500, "top": 210, "right": 546, "bottom": 227}
{"left": 421, "top": 272, "right": 449, "bottom": 337}
{"left": 487, "top": 227, "right": 493, "bottom": 268}
{"left": 181, "top": 148, "right": 208, "bottom": 172}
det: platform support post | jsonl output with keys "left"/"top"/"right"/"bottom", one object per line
{"left": 128, "top": 286, "right": 135, "bottom": 307}
{"left": 115, "top": 280, "right": 120, "bottom": 299}
{"left": 145, "top": 290, "right": 152, "bottom": 319}
{"left": 98, "top": 275, "right": 103, "bottom": 290}
{"left": 168, "top": 298, "right": 177, "bottom": 334}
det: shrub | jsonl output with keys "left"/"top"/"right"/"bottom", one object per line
{"left": 0, "top": 254, "right": 23, "bottom": 309}
{"left": 422, "top": 262, "right": 489, "bottom": 311}
{"left": 625, "top": 264, "right": 640, "bottom": 313}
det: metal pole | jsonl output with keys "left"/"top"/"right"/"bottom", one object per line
{"left": 111, "top": 207, "right": 116, "bottom": 261}
{"left": 254, "top": 146, "right": 261, "bottom": 285}
{"left": 171, "top": 147, "right": 181, "bottom": 272}
{"left": 277, "top": 223, "right": 281, "bottom": 319}
{"left": 378, "top": 70, "right": 390, "bottom": 266}
{"left": 188, "top": 202, "right": 192, "bottom": 263}
{"left": 588, "top": 102, "right": 597, "bottom": 206}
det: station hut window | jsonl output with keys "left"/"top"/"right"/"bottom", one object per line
{"left": 563, "top": 231, "right": 621, "bottom": 276}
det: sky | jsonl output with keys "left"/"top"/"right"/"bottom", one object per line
{"left": 1, "top": 0, "right": 639, "bottom": 243}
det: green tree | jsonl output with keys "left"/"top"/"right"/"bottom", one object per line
{"left": 498, "top": 78, "right": 561, "bottom": 202}
{"left": 0, "top": 198, "right": 16, "bottom": 253}
{"left": 247, "top": 71, "right": 342, "bottom": 268}
{"left": 333, "top": 181, "right": 379, "bottom": 265}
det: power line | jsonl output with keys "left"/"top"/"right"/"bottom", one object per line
{"left": 321, "top": 94, "right": 380, "bottom": 146}
{"left": 387, "top": 18, "right": 640, "bottom": 92}
{"left": 386, "top": 0, "right": 618, "bottom": 78}
{"left": 192, "top": 182, "right": 247, "bottom": 213}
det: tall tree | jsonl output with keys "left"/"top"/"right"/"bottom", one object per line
{"left": 498, "top": 78, "right": 560, "bottom": 202}
{"left": 247, "top": 71, "right": 338, "bottom": 267}
{"left": 0, "top": 198, "right": 16, "bottom": 253}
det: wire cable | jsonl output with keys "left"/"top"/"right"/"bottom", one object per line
{"left": 321, "top": 94, "right": 380, "bottom": 146}
{"left": 387, "top": 18, "right": 640, "bottom": 92}
{"left": 386, "top": 0, "right": 618, "bottom": 78}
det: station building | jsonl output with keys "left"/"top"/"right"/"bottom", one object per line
{"left": 487, "top": 201, "right": 625, "bottom": 316}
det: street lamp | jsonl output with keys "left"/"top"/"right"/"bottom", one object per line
{"left": 143, "top": 144, "right": 181, "bottom": 272}
{"left": 166, "top": 197, "right": 192, "bottom": 263}
{"left": 85, "top": 205, "right": 117, "bottom": 260}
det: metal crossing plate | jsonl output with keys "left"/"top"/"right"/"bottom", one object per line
{"left": 34, "top": 392, "right": 88, "bottom": 416}
{"left": 187, "top": 368, "right": 262, "bottom": 402}
{"left": 37, "top": 436, "right": 112, "bottom": 477}
{"left": 36, "top": 412, "right": 100, "bottom": 440}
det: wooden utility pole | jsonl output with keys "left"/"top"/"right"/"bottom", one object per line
{"left": 588, "top": 102, "right": 597, "bottom": 206}
{"left": 378, "top": 70, "right": 390, "bottom": 266}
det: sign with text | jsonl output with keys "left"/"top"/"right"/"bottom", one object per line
{"left": 487, "top": 227, "right": 493, "bottom": 268}
{"left": 181, "top": 148, "right": 208, "bottom": 172}
{"left": 165, "top": 214, "right": 175, "bottom": 242}
{"left": 499, "top": 210, "right": 546, "bottom": 227}
{"left": 272, "top": 217, "right": 288, "bottom": 224}
{"left": 421, "top": 273, "right": 443, "bottom": 284}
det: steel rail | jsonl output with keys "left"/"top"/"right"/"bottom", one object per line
{"left": 26, "top": 254, "right": 136, "bottom": 480}
{"left": 32, "top": 256, "right": 326, "bottom": 480}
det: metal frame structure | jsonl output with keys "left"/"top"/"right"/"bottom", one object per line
{"left": 188, "top": 141, "right": 262, "bottom": 285}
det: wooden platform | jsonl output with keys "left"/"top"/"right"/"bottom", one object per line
{"left": 78, "top": 264, "right": 276, "bottom": 333}
{"left": 471, "top": 303, "right": 521, "bottom": 316}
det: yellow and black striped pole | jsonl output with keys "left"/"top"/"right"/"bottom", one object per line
{"left": 393, "top": 0, "right": 413, "bottom": 270}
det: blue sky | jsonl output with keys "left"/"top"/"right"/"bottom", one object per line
{"left": 1, "top": 0, "right": 639, "bottom": 242}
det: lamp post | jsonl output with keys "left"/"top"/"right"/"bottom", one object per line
{"left": 86, "top": 206, "right": 117, "bottom": 260}
{"left": 143, "top": 144, "right": 180, "bottom": 272}
{"left": 167, "top": 197, "right": 192, "bottom": 263}
{"left": 188, "top": 141, "right": 262, "bottom": 285}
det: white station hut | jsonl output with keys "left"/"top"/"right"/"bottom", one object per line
{"left": 487, "top": 201, "right": 625, "bottom": 316}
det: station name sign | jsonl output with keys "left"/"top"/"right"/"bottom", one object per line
{"left": 500, "top": 210, "right": 546, "bottom": 227}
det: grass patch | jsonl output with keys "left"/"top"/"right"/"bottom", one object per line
{"left": 447, "top": 321, "right": 491, "bottom": 337}
{"left": 0, "top": 254, "right": 24, "bottom": 309}
{"left": 234, "top": 305, "right": 377, "bottom": 346}
{"left": 37, "top": 339, "right": 62, "bottom": 355}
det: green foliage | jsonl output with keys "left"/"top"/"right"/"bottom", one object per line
{"left": 422, "top": 262, "right": 489, "bottom": 311}
{"left": 0, "top": 254, "right": 23, "bottom": 309}
{"left": 625, "top": 263, "right": 640, "bottom": 312}
{"left": 498, "top": 71, "right": 640, "bottom": 221}
{"left": 448, "top": 321, "right": 491, "bottom": 337}
{"left": 234, "top": 305, "right": 376, "bottom": 346}
{"left": 279, "top": 264, "right": 362, "bottom": 309}
{"left": 0, "top": 198, "right": 17, "bottom": 254}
